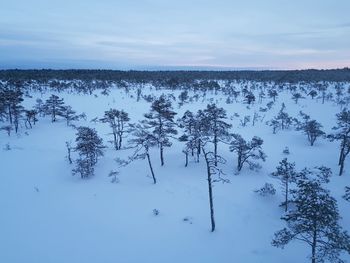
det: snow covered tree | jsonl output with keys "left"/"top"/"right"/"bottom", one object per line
{"left": 143, "top": 95, "right": 177, "bottom": 166}
{"left": 203, "top": 104, "right": 232, "bottom": 166}
{"left": 318, "top": 85, "right": 328, "bottom": 104}
{"left": 178, "top": 110, "right": 197, "bottom": 166}
{"left": 298, "top": 166, "right": 332, "bottom": 184}
{"left": 268, "top": 89, "right": 278, "bottom": 102}
{"left": 202, "top": 147, "right": 227, "bottom": 232}
{"left": 255, "top": 183, "right": 276, "bottom": 196}
{"left": 229, "top": 134, "right": 266, "bottom": 172}
{"left": 258, "top": 90, "right": 266, "bottom": 103}
{"left": 61, "top": 106, "right": 79, "bottom": 126}
{"left": 292, "top": 92, "right": 304, "bottom": 104}
{"left": 24, "top": 110, "right": 37, "bottom": 129}
{"left": 328, "top": 109, "right": 350, "bottom": 176}
{"left": 276, "top": 103, "right": 293, "bottom": 130}
{"left": 1, "top": 89, "right": 20, "bottom": 124}
{"left": 301, "top": 119, "right": 325, "bottom": 146}
{"left": 72, "top": 127, "right": 104, "bottom": 178}
{"left": 269, "top": 103, "right": 294, "bottom": 134}
{"left": 272, "top": 179, "right": 350, "bottom": 263}
{"left": 271, "top": 158, "right": 297, "bottom": 212}
{"left": 252, "top": 111, "right": 261, "bottom": 126}
{"left": 269, "top": 119, "right": 280, "bottom": 134}
{"left": 34, "top": 98, "right": 45, "bottom": 117}
{"left": 240, "top": 115, "right": 250, "bottom": 127}
{"left": 178, "top": 110, "right": 206, "bottom": 163}
{"left": 0, "top": 125, "right": 12, "bottom": 136}
{"left": 244, "top": 92, "right": 256, "bottom": 105}
{"left": 101, "top": 109, "right": 130, "bottom": 150}
{"left": 0, "top": 94, "right": 6, "bottom": 122}
{"left": 344, "top": 187, "right": 350, "bottom": 202}
{"left": 0, "top": 89, "right": 24, "bottom": 133}
{"left": 128, "top": 123, "right": 158, "bottom": 184}
{"left": 297, "top": 112, "right": 325, "bottom": 146}
{"left": 12, "top": 100, "right": 24, "bottom": 133}
{"left": 308, "top": 90, "right": 318, "bottom": 100}
{"left": 44, "top": 94, "right": 65, "bottom": 122}
{"left": 178, "top": 90, "right": 189, "bottom": 107}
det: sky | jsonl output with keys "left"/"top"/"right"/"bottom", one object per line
{"left": 0, "top": 0, "right": 350, "bottom": 70}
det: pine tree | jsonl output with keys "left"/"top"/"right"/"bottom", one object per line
{"left": 0, "top": 125, "right": 12, "bottom": 136}
{"left": 178, "top": 110, "right": 196, "bottom": 161}
{"left": 203, "top": 104, "right": 232, "bottom": 166}
{"left": 344, "top": 187, "right": 350, "bottom": 202}
{"left": 269, "top": 119, "right": 280, "bottom": 134}
{"left": 202, "top": 147, "right": 227, "bottom": 232}
{"left": 178, "top": 110, "right": 206, "bottom": 164}
{"left": 302, "top": 119, "right": 325, "bottom": 146}
{"left": 12, "top": 100, "right": 24, "bottom": 133}
{"left": 272, "top": 179, "right": 350, "bottom": 263}
{"left": 100, "top": 109, "right": 130, "bottom": 150}
{"left": 0, "top": 91, "right": 6, "bottom": 122}
{"left": 129, "top": 123, "right": 157, "bottom": 184}
{"left": 143, "top": 95, "right": 177, "bottom": 166}
{"left": 271, "top": 158, "right": 297, "bottom": 212}
{"left": 72, "top": 127, "right": 104, "bottom": 178}
{"left": 61, "top": 106, "right": 79, "bottom": 126}
{"left": 44, "top": 94, "right": 65, "bottom": 122}
{"left": 178, "top": 90, "right": 189, "bottom": 106}
{"left": 276, "top": 103, "right": 293, "bottom": 130}
{"left": 24, "top": 110, "right": 37, "bottom": 129}
{"left": 292, "top": 92, "right": 304, "bottom": 104}
{"left": 328, "top": 109, "right": 350, "bottom": 176}
{"left": 297, "top": 112, "right": 325, "bottom": 146}
{"left": 268, "top": 89, "right": 278, "bottom": 102}
{"left": 34, "top": 98, "right": 45, "bottom": 117}
{"left": 1, "top": 89, "right": 24, "bottom": 132}
{"left": 229, "top": 134, "right": 266, "bottom": 172}
{"left": 308, "top": 90, "right": 318, "bottom": 99}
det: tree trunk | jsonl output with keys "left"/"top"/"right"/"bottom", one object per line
{"left": 8, "top": 105, "right": 12, "bottom": 124}
{"left": 197, "top": 140, "right": 201, "bottom": 162}
{"left": 67, "top": 148, "right": 72, "bottom": 164}
{"left": 204, "top": 151, "right": 215, "bottom": 232}
{"left": 311, "top": 229, "right": 317, "bottom": 263}
{"left": 52, "top": 107, "right": 56, "bottom": 122}
{"left": 146, "top": 152, "right": 156, "bottom": 184}
{"left": 118, "top": 134, "right": 122, "bottom": 150}
{"left": 339, "top": 157, "right": 345, "bottom": 176}
{"left": 185, "top": 152, "right": 188, "bottom": 167}
{"left": 160, "top": 143, "right": 164, "bottom": 166}
{"left": 113, "top": 132, "right": 118, "bottom": 150}
{"left": 285, "top": 179, "right": 289, "bottom": 212}
{"left": 14, "top": 117, "right": 19, "bottom": 133}
{"left": 237, "top": 154, "right": 242, "bottom": 171}
{"left": 214, "top": 135, "right": 218, "bottom": 166}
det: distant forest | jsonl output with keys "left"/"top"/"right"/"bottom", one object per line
{"left": 1, "top": 68, "right": 350, "bottom": 83}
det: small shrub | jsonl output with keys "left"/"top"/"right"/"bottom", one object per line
{"left": 254, "top": 183, "right": 276, "bottom": 196}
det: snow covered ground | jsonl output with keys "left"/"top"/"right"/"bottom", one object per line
{"left": 1, "top": 82, "right": 350, "bottom": 263}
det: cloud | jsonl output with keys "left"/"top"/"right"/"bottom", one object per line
{"left": 0, "top": 0, "right": 349, "bottom": 69}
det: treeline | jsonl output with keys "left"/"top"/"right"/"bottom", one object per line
{"left": 1, "top": 68, "right": 350, "bottom": 83}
